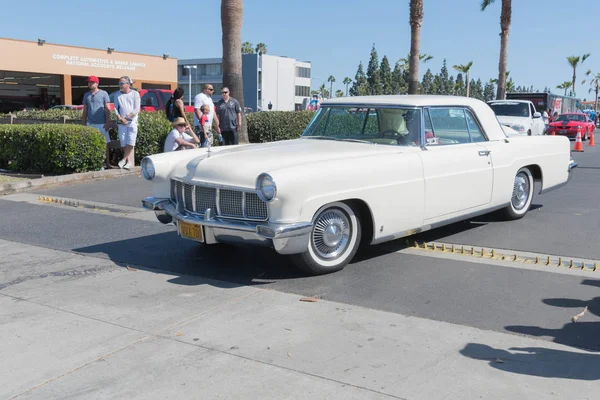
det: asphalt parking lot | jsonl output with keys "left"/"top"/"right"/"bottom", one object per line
{"left": 1, "top": 140, "right": 599, "bottom": 399}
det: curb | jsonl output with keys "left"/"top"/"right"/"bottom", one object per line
{"left": 0, "top": 167, "right": 141, "bottom": 195}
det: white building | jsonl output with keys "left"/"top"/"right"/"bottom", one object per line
{"left": 178, "top": 54, "right": 311, "bottom": 111}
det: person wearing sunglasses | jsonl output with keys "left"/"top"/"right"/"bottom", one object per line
{"left": 163, "top": 117, "right": 200, "bottom": 152}
{"left": 113, "top": 76, "right": 141, "bottom": 169}
{"left": 193, "top": 84, "right": 220, "bottom": 147}
{"left": 215, "top": 87, "right": 242, "bottom": 145}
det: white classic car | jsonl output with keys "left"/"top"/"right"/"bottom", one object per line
{"left": 141, "top": 95, "right": 577, "bottom": 275}
{"left": 487, "top": 99, "right": 546, "bottom": 136}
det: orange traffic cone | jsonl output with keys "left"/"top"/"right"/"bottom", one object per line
{"left": 573, "top": 131, "right": 584, "bottom": 152}
{"left": 589, "top": 130, "right": 595, "bottom": 146}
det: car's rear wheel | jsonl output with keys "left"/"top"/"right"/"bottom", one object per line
{"left": 289, "top": 202, "right": 361, "bottom": 275}
{"left": 501, "top": 167, "right": 534, "bottom": 220}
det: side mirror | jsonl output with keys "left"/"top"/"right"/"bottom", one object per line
{"left": 533, "top": 112, "right": 541, "bottom": 118}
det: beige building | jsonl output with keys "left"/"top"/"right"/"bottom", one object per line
{"left": 0, "top": 37, "right": 177, "bottom": 111}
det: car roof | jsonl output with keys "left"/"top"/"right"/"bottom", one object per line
{"left": 487, "top": 99, "right": 530, "bottom": 104}
{"left": 321, "top": 95, "right": 489, "bottom": 108}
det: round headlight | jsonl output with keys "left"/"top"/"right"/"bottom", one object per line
{"left": 141, "top": 157, "right": 155, "bottom": 181}
{"left": 256, "top": 173, "right": 277, "bottom": 202}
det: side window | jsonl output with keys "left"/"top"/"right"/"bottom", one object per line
{"left": 529, "top": 103, "right": 536, "bottom": 117}
{"left": 465, "top": 110, "right": 487, "bottom": 142}
{"left": 428, "top": 108, "right": 471, "bottom": 144}
{"left": 141, "top": 93, "right": 159, "bottom": 107}
{"left": 363, "top": 109, "right": 379, "bottom": 135}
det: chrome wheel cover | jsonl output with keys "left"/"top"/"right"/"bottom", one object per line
{"left": 512, "top": 172, "right": 530, "bottom": 210}
{"left": 312, "top": 208, "right": 351, "bottom": 260}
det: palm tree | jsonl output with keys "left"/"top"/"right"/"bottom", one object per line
{"left": 408, "top": 0, "right": 424, "bottom": 94}
{"left": 319, "top": 83, "right": 328, "bottom": 99}
{"left": 481, "top": 0, "right": 512, "bottom": 100}
{"left": 452, "top": 62, "right": 473, "bottom": 97}
{"left": 567, "top": 54, "right": 590, "bottom": 97}
{"left": 335, "top": 90, "right": 344, "bottom": 98}
{"left": 343, "top": 77, "right": 352, "bottom": 96}
{"left": 556, "top": 81, "right": 573, "bottom": 96}
{"left": 241, "top": 41, "right": 254, "bottom": 54}
{"left": 327, "top": 75, "right": 336, "bottom": 99}
{"left": 584, "top": 69, "right": 600, "bottom": 114}
{"left": 255, "top": 43, "right": 267, "bottom": 55}
{"left": 399, "top": 53, "right": 433, "bottom": 68}
{"left": 221, "top": 0, "right": 248, "bottom": 143}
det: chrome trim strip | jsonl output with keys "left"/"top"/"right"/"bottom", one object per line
{"left": 191, "top": 184, "right": 196, "bottom": 213}
{"left": 216, "top": 188, "right": 221, "bottom": 215}
{"left": 241, "top": 191, "right": 246, "bottom": 218}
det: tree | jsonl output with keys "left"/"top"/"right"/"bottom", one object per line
{"left": 380, "top": 55, "right": 393, "bottom": 94}
{"left": 221, "top": 0, "right": 247, "bottom": 143}
{"left": 350, "top": 62, "right": 368, "bottom": 96}
{"left": 241, "top": 41, "right": 254, "bottom": 54}
{"left": 310, "top": 90, "right": 320, "bottom": 97}
{"left": 447, "top": 75, "right": 455, "bottom": 95}
{"left": 470, "top": 79, "right": 484, "bottom": 100}
{"left": 343, "top": 77, "right": 352, "bottom": 96}
{"left": 584, "top": 69, "right": 600, "bottom": 114}
{"left": 255, "top": 42, "right": 267, "bottom": 55}
{"left": 421, "top": 69, "right": 434, "bottom": 94}
{"left": 408, "top": 0, "right": 424, "bottom": 94}
{"left": 327, "top": 75, "right": 336, "bottom": 99}
{"left": 455, "top": 73, "right": 465, "bottom": 96}
{"left": 556, "top": 81, "right": 572, "bottom": 96}
{"left": 453, "top": 61, "right": 473, "bottom": 97}
{"left": 319, "top": 83, "right": 329, "bottom": 99}
{"left": 484, "top": 80, "right": 495, "bottom": 101}
{"left": 567, "top": 54, "right": 591, "bottom": 97}
{"left": 481, "top": 0, "right": 512, "bottom": 100}
{"left": 391, "top": 62, "right": 407, "bottom": 94}
{"left": 439, "top": 59, "right": 450, "bottom": 95}
{"left": 335, "top": 90, "right": 344, "bottom": 98}
{"left": 366, "top": 44, "right": 382, "bottom": 95}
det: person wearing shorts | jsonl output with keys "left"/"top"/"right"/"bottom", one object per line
{"left": 113, "top": 76, "right": 140, "bottom": 170}
{"left": 82, "top": 75, "right": 111, "bottom": 168}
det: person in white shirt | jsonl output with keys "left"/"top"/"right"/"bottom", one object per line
{"left": 164, "top": 117, "right": 200, "bottom": 152}
{"left": 193, "top": 84, "right": 220, "bottom": 147}
{"left": 114, "top": 76, "right": 141, "bottom": 169}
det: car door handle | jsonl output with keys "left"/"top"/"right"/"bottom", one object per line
{"left": 478, "top": 150, "right": 491, "bottom": 156}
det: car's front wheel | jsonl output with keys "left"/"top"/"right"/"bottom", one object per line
{"left": 501, "top": 167, "right": 534, "bottom": 220}
{"left": 289, "top": 202, "right": 361, "bottom": 275}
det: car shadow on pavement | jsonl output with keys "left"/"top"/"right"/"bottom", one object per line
{"left": 503, "top": 278, "right": 600, "bottom": 352}
{"left": 73, "top": 231, "right": 307, "bottom": 288}
{"left": 352, "top": 208, "right": 527, "bottom": 262}
{"left": 459, "top": 343, "right": 600, "bottom": 381}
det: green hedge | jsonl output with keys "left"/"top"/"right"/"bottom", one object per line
{"left": 247, "top": 111, "right": 314, "bottom": 143}
{"left": 0, "top": 124, "right": 105, "bottom": 174}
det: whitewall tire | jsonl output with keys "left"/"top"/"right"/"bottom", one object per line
{"left": 290, "top": 202, "right": 361, "bottom": 275}
{"left": 502, "top": 167, "right": 534, "bottom": 220}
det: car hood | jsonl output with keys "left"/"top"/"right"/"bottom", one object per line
{"left": 178, "top": 139, "right": 406, "bottom": 188}
{"left": 550, "top": 121, "right": 582, "bottom": 126}
{"left": 495, "top": 115, "right": 532, "bottom": 127}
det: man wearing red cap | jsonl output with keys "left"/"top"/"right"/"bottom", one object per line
{"left": 82, "top": 76, "right": 111, "bottom": 168}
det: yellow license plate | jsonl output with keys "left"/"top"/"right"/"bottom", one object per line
{"left": 179, "top": 221, "right": 204, "bottom": 242}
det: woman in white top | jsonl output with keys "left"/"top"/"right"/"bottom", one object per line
{"left": 164, "top": 117, "right": 200, "bottom": 152}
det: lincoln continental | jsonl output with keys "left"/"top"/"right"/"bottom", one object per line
{"left": 141, "top": 95, "right": 577, "bottom": 275}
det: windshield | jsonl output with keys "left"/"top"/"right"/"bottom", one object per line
{"left": 301, "top": 106, "right": 422, "bottom": 147}
{"left": 556, "top": 114, "right": 585, "bottom": 122}
{"left": 489, "top": 102, "right": 530, "bottom": 117}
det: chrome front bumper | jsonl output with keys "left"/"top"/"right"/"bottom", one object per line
{"left": 142, "top": 197, "right": 312, "bottom": 255}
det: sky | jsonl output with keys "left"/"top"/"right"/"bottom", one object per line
{"left": 2, "top": 0, "right": 599, "bottom": 100}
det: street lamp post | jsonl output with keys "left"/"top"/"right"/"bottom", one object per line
{"left": 183, "top": 65, "right": 197, "bottom": 105}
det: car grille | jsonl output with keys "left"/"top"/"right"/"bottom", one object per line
{"left": 170, "top": 179, "right": 268, "bottom": 221}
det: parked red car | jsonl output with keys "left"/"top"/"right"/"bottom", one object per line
{"left": 108, "top": 89, "right": 194, "bottom": 113}
{"left": 546, "top": 113, "right": 595, "bottom": 140}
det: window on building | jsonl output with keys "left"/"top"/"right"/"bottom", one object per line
{"left": 295, "top": 86, "right": 311, "bottom": 97}
{"left": 181, "top": 66, "right": 188, "bottom": 76}
{"left": 296, "top": 67, "right": 311, "bottom": 78}
{"left": 205, "top": 64, "right": 222, "bottom": 76}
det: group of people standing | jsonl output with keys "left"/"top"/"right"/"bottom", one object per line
{"left": 163, "top": 84, "right": 242, "bottom": 153}
{"left": 81, "top": 76, "right": 243, "bottom": 170}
